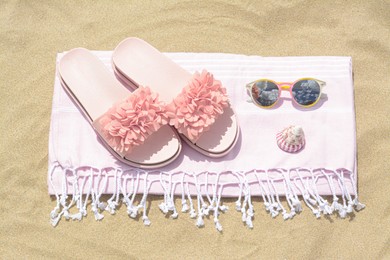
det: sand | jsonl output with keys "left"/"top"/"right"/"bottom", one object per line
{"left": 1, "top": 0, "right": 389, "bottom": 258}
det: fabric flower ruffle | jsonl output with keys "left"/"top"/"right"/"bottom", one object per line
{"left": 96, "top": 86, "right": 168, "bottom": 155}
{"left": 166, "top": 70, "right": 229, "bottom": 142}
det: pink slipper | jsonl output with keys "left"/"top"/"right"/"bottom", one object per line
{"left": 58, "top": 48, "right": 182, "bottom": 169}
{"left": 112, "top": 38, "right": 239, "bottom": 157}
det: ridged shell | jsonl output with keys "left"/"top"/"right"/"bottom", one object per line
{"left": 276, "top": 125, "right": 305, "bottom": 153}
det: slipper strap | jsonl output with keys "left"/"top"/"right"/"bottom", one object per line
{"left": 166, "top": 70, "right": 229, "bottom": 142}
{"left": 93, "top": 86, "right": 168, "bottom": 157}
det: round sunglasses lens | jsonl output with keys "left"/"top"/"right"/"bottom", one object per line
{"left": 251, "top": 81, "right": 279, "bottom": 107}
{"left": 292, "top": 80, "right": 321, "bottom": 106}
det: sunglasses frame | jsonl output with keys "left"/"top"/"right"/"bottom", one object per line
{"left": 246, "top": 77, "right": 326, "bottom": 108}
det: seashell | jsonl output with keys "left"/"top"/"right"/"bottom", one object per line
{"left": 276, "top": 125, "right": 305, "bottom": 153}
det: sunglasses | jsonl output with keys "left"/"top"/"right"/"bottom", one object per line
{"left": 246, "top": 78, "right": 326, "bottom": 108}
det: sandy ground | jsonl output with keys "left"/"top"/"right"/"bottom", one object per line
{"left": 1, "top": 1, "right": 389, "bottom": 258}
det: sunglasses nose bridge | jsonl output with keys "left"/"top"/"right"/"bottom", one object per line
{"left": 280, "top": 84, "right": 291, "bottom": 91}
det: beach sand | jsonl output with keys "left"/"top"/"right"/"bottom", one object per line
{"left": 1, "top": 1, "right": 389, "bottom": 258}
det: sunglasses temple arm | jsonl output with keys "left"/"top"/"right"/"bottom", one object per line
{"left": 317, "top": 79, "right": 326, "bottom": 87}
{"left": 245, "top": 81, "right": 255, "bottom": 89}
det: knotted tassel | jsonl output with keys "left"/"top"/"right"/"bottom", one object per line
{"left": 185, "top": 182, "right": 197, "bottom": 219}
{"left": 196, "top": 215, "right": 205, "bottom": 228}
{"left": 166, "top": 198, "right": 175, "bottom": 212}
{"left": 319, "top": 200, "right": 332, "bottom": 215}
{"left": 331, "top": 197, "right": 341, "bottom": 212}
{"left": 70, "top": 212, "right": 82, "bottom": 221}
{"left": 91, "top": 203, "right": 104, "bottom": 221}
{"left": 289, "top": 208, "right": 296, "bottom": 219}
{"left": 338, "top": 207, "right": 347, "bottom": 219}
{"left": 303, "top": 193, "right": 317, "bottom": 206}
{"left": 353, "top": 198, "right": 366, "bottom": 211}
{"left": 245, "top": 215, "right": 253, "bottom": 229}
{"left": 270, "top": 208, "right": 279, "bottom": 218}
{"left": 50, "top": 214, "right": 62, "bottom": 227}
{"left": 189, "top": 208, "right": 197, "bottom": 219}
{"left": 50, "top": 205, "right": 62, "bottom": 227}
{"left": 50, "top": 207, "right": 59, "bottom": 221}
{"left": 219, "top": 205, "right": 228, "bottom": 213}
{"left": 264, "top": 201, "right": 271, "bottom": 212}
{"left": 288, "top": 193, "right": 302, "bottom": 212}
{"left": 247, "top": 205, "right": 254, "bottom": 217}
{"left": 181, "top": 200, "right": 189, "bottom": 212}
{"left": 346, "top": 201, "right": 354, "bottom": 214}
{"left": 282, "top": 210, "right": 290, "bottom": 220}
{"left": 235, "top": 199, "right": 242, "bottom": 211}
{"left": 171, "top": 211, "right": 179, "bottom": 219}
{"left": 312, "top": 209, "right": 321, "bottom": 219}
{"left": 63, "top": 206, "right": 70, "bottom": 220}
{"left": 105, "top": 199, "right": 118, "bottom": 215}
{"left": 241, "top": 207, "right": 247, "bottom": 222}
{"left": 202, "top": 205, "right": 210, "bottom": 216}
{"left": 214, "top": 217, "right": 223, "bottom": 232}
{"left": 80, "top": 207, "right": 87, "bottom": 217}
{"left": 142, "top": 216, "right": 151, "bottom": 226}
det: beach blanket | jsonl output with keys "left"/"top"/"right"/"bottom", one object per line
{"left": 48, "top": 52, "right": 364, "bottom": 229}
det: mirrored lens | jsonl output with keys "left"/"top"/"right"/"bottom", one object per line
{"left": 292, "top": 80, "right": 321, "bottom": 106}
{"left": 251, "top": 81, "right": 279, "bottom": 107}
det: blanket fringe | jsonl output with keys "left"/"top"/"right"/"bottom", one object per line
{"left": 49, "top": 164, "right": 365, "bottom": 230}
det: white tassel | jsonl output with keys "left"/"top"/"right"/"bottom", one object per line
{"left": 185, "top": 182, "right": 197, "bottom": 219}
{"left": 339, "top": 207, "right": 347, "bottom": 219}
{"left": 289, "top": 208, "right": 296, "bottom": 219}
{"left": 50, "top": 208, "right": 59, "bottom": 221}
{"left": 105, "top": 199, "right": 118, "bottom": 215}
{"left": 129, "top": 206, "right": 139, "bottom": 219}
{"left": 49, "top": 167, "right": 366, "bottom": 229}
{"left": 196, "top": 215, "right": 205, "bottom": 228}
{"left": 292, "top": 198, "right": 302, "bottom": 213}
{"left": 143, "top": 216, "right": 151, "bottom": 226}
{"left": 181, "top": 201, "right": 189, "bottom": 212}
{"left": 91, "top": 191, "right": 104, "bottom": 221}
{"left": 158, "top": 202, "right": 168, "bottom": 214}
{"left": 105, "top": 169, "right": 121, "bottom": 215}
{"left": 214, "top": 217, "right": 223, "bottom": 232}
{"left": 235, "top": 199, "right": 241, "bottom": 211}
{"left": 319, "top": 200, "right": 332, "bottom": 215}
{"left": 140, "top": 174, "right": 151, "bottom": 224}
{"left": 353, "top": 198, "right": 366, "bottom": 211}
{"left": 264, "top": 201, "right": 270, "bottom": 212}
{"left": 247, "top": 205, "right": 254, "bottom": 217}
{"left": 235, "top": 181, "right": 243, "bottom": 212}
{"left": 189, "top": 208, "right": 197, "bottom": 219}
{"left": 166, "top": 199, "right": 175, "bottom": 212}
{"left": 50, "top": 214, "right": 62, "bottom": 227}
{"left": 346, "top": 201, "right": 354, "bottom": 213}
{"left": 282, "top": 210, "right": 290, "bottom": 220}
{"left": 48, "top": 164, "right": 63, "bottom": 227}
{"left": 270, "top": 209, "right": 279, "bottom": 218}
{"left": 348, "top": 171, "right": 365, "bottom": 212}
{"left": 331, "top": 197, "right": 341, "bottom": 212}
{"left": 312, "top": 209, "right": 321, "bottom": 218}
{"left": 326, "top": 174, "right": 343, "bottom": 215}
{"left": 70, "top": 212, "right": 82, "bottom": 221}
{"left": 245, "top": 215, "right": 253, "bottom": 229}
{"left": 91, "top": 203, "right": 104, "bottom": 221}
{"left": 304, "top": 194, "right": 317, "bottom": 206}
{"left": 219, "top": 205, "right": 228, "bottom": 212}
{"left": 211, "top": 181, "right": 224, "bottom": 232}
{"left": 241, "top": 207, "right": 247, "bottom": 222}
{"left": 202, "top": 207, "right": 210, "bottom": 216}
{"left": 63, "top": 207, "right": 70, "bottom": 220}
{"left": 80, "top": 207, "right": 87, "bottom": 217}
